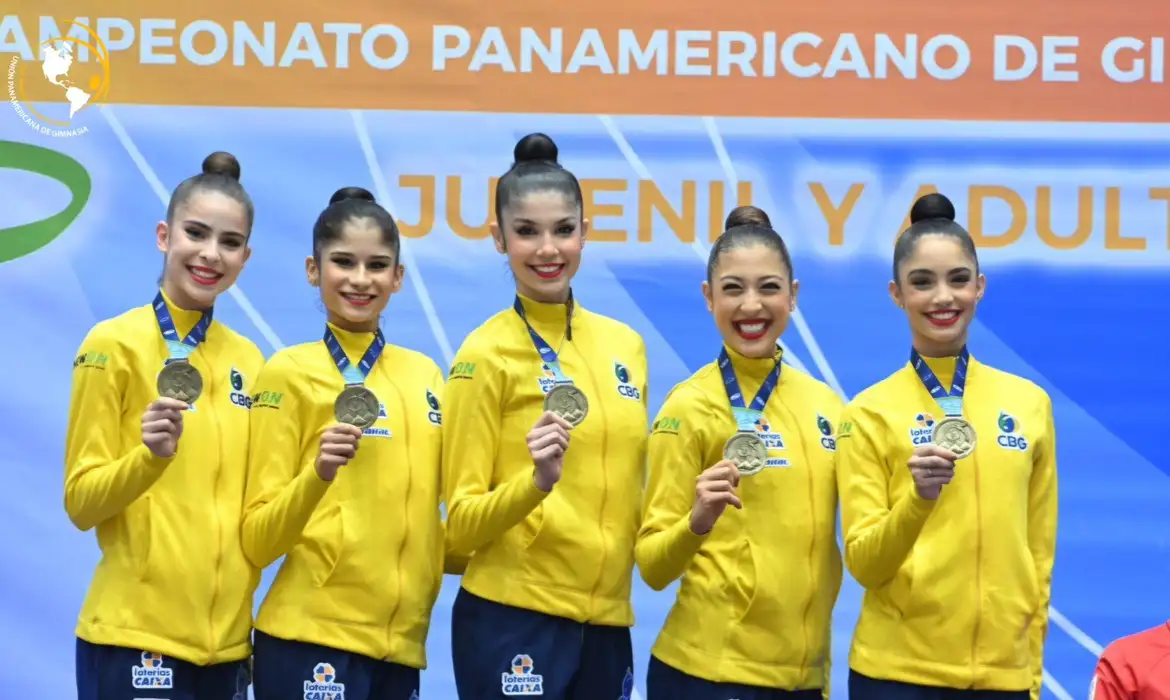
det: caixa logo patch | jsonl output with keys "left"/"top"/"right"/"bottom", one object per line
{"left": 996, "top": 411, "right": 1028, "bottom": 451}
{"left": 426, "top": 388, "right": 442, "bottom": 426}
{"left": 229, "top": 367, "right": 251, "bottom": 409}
{"left": 614, "top": 361, "right": 640, "bottom": 401}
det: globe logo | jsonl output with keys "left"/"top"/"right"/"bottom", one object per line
{"left": 6, "top": 22, "right": 111, "bottom": 138}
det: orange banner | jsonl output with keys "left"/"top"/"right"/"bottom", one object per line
{"left": 4, "top": 2, "right": 1168, "bottom": 122}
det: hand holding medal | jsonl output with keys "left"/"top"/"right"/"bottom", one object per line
{"left": 907, "top": 444, "right": 957, "bottom": 501}
{"left": 315, "top": 423, "right": 363, "bottom": 482}
{"left": 140, "top": 397, "right": 189, "bottom": 459}
{"left": 528, "top": 411, "right": 573, "bottom": 492}
{"left": 689, "top": 460, "right": 742, "bottom": 535}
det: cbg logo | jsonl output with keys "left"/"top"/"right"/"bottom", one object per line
{"left": 426, "top": 388, "right": 442, "bottom": 426}
{"left": 816, "top": 414, "right": 836, "bottom": 451}
{"left": 229, "top": 367, "right": 252, "bottom": 409}
{"left": 996, "top": 411, "right": 1028, "bottom": 451}
{"left": 614, "top": 361, "right": 640, "bottom": 401}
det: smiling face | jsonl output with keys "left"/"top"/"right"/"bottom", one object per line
{"left": 890, "top": 234, "right": 986, "bottom": 357}
{"left": 702, "top": 243, "right": 798, "bottom": 358}
{"left": 306, "top": 217, "right": 404, "bottom": 333}
{"left": 491, "top": 190, "right": 588, "bottom": 304}
{"left": 156, "top": 189, "right": 251, "bottom": 309}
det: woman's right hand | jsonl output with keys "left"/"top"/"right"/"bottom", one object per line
{"left": 141, "top": 398, "right": 189, "bottom": 459}
{"left": 689, "top": 460, "right": 742, "bottom": 535}
{"left": 908, "top": 444, "right": 957, "bottom": 500}
{"left": 315, "top": 424, "right": 364, "bottom": 482}
{"left": 529, "top": 411, "right": 573, "bottom": 492}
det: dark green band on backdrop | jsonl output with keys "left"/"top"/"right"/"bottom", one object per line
{"left": 0, "top": 140, "right": 92, "bottom": 264}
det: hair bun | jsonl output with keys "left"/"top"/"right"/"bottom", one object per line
{"left": 725, "top": 205, "right": 771, "bottom": 229}
{"left": 202, "top": 151, "right": 241, "bottom": 181}
{"left": 329, "top": 186, "right": 376, "bottom": 206}
{"left": 513, "top": 133, "right": 558, "bottom": 165}
{"left": 910, "top": 192, "right": 956, "bottom": 224}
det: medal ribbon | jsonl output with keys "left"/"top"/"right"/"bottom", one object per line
{"left": 910, "top": 346, "right": 970, "bottom": 417}
{"left": 153, "top": 291, "right": 213, "bottom": 365}
{"left": 324, "top": 327, "right": 386, "bottom": 385}
{"left": 513, "top": 295, "right": 575, "bottom": 385}
{"left": 718, "top": 347, "right": 783, "bottom": 432}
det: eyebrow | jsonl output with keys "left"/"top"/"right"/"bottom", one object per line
{"left": 182, "top": 219, "right": 244, "bottom": 238}
{"left": 719, "top": 274, "right": 786, "bottom": 283}
{"left": 907, "top": 266, "right": 972, "bottom": 275}
{"left": 513, "top": 217, "right": 575, "bottom": 226}
{"left": 329, "top": 251, "right": 394, "bottom": 261}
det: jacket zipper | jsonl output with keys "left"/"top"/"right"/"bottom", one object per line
{"left": 970, "top": 449, "right": 983, "bottom": 684}
{"left": 206, "top": 356, "right": 225, "bottom": 665}
{"left": 794, "top": 419, "right": 818, "bottom": 675}
{"left": 384, "top": 383, "right": 412, "bottom": 660}
{"left": 582, "top": 357, "right": 609, "bottom": 619}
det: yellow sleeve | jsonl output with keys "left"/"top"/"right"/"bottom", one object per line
{"left": 836, "top": 404, "right": 935, "bottom": 589}
{"left": 635, "top": 387, "right": 709, "bottom": 591}
{"left": 240, "top": 354, "right": 331, "bottom": 569}
{"left": 1027, "top": 394, "right": 1058, "bottom": 700}
{"left": 429, "top": 363, "right": 469, "bottom": 576}
{"left": 443, "top": 339, "right": 548, "bottom": 556}
{"left": 64, "top": 325, "right": 173, "bottom": 531}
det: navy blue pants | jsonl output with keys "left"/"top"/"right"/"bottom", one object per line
{"left": 252, "top": 629, "right": 419, "bottom": 700}
{"left": 451, "top": 588, "right": 635, "bottom": 700}
{"left": 75, "top": 638, "right": 250, "bottom": 700}
{"left": 849, "top": 670, "right": 1030, "bottom": 700}
{"left": 647, "top": 655, "right": 822, "bottom": 700}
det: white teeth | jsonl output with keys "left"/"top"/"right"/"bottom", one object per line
{"left": 534, "top": 265, "right": 561, "bottom": 273}
{"left": 929, "top": 310, "right": 959, "bottom": 319}
{"left": 738, "top": 322, "right": 766, "bottom": 334}
{"left": 189, "top": 268, "right": 218, "bottom": 279}
{"left": 343, "top": 294, "right": 373, "bottom": 300}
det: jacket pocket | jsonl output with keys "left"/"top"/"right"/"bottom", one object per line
{"left": 519, "top": 502, "right": 545, "bottom": 551}
{"left": 306, "top": 502, "right": 345, "bottom": 588}
{"left": 128, "top": 495, "right": 155, "bottom": 582}
{"left": 883, "top": 552, "right": 915, "bottom": 620}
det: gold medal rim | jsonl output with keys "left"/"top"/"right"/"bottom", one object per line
{"left": 543, "top": 383, "right": 590, "bottom": 427}
{"left": 931, "top": 416, "right": 977, "bottom": 458}
{"left": 334, "top": 385, "right": 380, "bottom": 430}
{"left": 156, "top": 361, "right": 203, "bottom": 402}
{"left": 723, "top": 431, "right": 768, "bottom": 476}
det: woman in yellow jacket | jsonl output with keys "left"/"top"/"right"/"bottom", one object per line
{"left": 64, "top": 152, "right": 262, "bottom": 699}
{"left": 442, "top": 133, "right": 649, "bottom": 700}
{"left": 637, "top": 205, "right": 844, "bottom": 700}
{"left": 836, "top": 193, "right": 1058, "bottom": 700}
{"left": 241, "top": 187, "right": 449, "bottom": 700}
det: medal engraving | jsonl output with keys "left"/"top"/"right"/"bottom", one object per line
{"left": 543, "top": 383, "right": 589, "bottom": 428}
{"left": 932, "top": 416, "right": 977, "bottom": 459}
{"left": 334, "top": 385, "right": 380, "bottom": 430}
{"left": 723, "top": 431, "right": 768, "bottom": 476}
{"left": 157, "top": 362, "right": 203, "bottom": 403}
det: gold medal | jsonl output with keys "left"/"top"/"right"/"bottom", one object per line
{"left": 543, "top": 383, "right": 589, "bottom": 428}
{"left": 932, "top": 416, "right": 977, "bottom": 459}
{"left": 334, "top": 385, "right": 380, "bottom": 430}
{"left": 723, "top": 431, "right": 768, "bottom": 476}
{"left": 156, "top": 361, "right": 203, "bottom": 403}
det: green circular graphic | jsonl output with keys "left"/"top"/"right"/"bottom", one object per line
{"left": 0, "top": 140, "right": 92, "bottom": 263}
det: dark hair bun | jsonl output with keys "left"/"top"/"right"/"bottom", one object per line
{"left": 725, "top": 205, "right": 771, "bottom": 229}
{"left": 202, "top": 151, "right": 241, "bottom": 181}
{"left": 910, "top": 192, "right": 956, "bottom": 224}
{"left": 514, "top": 133, "right": 558, "bottom": 165}
{"left": 329, "top": 186, "right": 376, "bottom": 206}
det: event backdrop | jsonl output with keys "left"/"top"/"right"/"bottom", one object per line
{"left": 3, "top": 3, "right": 1169, "bottom": 699}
